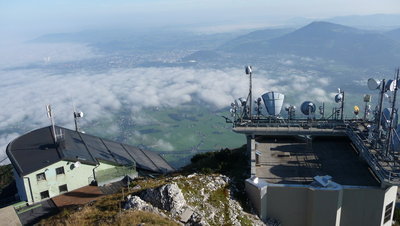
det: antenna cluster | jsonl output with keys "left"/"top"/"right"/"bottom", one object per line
{"left": 44, "top": 104, "right": 85, "bottom": 145}
{"left": 366, "top": 69, "right": 400, "bottom": 156}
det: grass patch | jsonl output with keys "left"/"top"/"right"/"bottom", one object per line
{"left": 181, "top": 145, "right": 250, "bottom": 210}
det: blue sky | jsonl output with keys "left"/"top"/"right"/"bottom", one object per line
{"left": 1, "top": 0, "right": 400, "bottom": 39}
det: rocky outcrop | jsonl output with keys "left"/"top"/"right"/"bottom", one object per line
{"left": 139, "top": 182, "right": 186, "bottom": 217}
{"left": 124, "top": 174, "right": 265, "bottom": 226}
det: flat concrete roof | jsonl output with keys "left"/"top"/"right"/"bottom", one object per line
{"left": 255, "top": 136, "right": 380, "bottom": 186}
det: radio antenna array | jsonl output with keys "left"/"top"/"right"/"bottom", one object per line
{"left": 385, "top": 68, "right": 400, "bottom": 156}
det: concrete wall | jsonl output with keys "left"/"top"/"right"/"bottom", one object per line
{"left": 246, "top": 179, "right": 398, "bottom": 226}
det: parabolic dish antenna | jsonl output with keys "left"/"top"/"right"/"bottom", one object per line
{"left": 386, "top": 79, "right": 397, "bottom": 92}
{"left": 367, "top": 78, "right": 381, "bottom": 90}
{"left": 300, "top": 101, "right": 316, "bottom": 115}
{"left": 74, "top": 161, "right": 81, "bottom": 168}
{"left": 335, "top": 93, "right": 343, "bottom": 103}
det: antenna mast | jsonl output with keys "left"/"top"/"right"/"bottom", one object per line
{"left": 73, "top": 105, "right": 84, "bottom": 132}
{"left": 46, "top": 104, "right": 57, "bottom": 143}
{"left": 245, "top": 66, "right": 253, "bottom": 120}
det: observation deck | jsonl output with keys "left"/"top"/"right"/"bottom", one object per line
{"left": 233, "top": 118, "right": 400, "bottom": 187}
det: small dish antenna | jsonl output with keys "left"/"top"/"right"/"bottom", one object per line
{"left": 386, "top": 79, "right": 397, "bottom": 92}
{"left": 74, "top": 161, "right": 81, "bottom": 168}
{"left": 367, "top": 78, "right": 381, "bottom": 90}
{"left": 245, "top": 65, "right": 252, "bottom": 75}
{"left": 335, "top": 93, "right": 343, "bottom": 103}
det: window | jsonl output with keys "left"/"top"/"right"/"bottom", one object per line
{"left": 59, "top": 184, "right": 68, "bottom": 193}
{"left": 36, "top": 173, "right": 46, "bottom": 181}
{"left": 56, "top": 167, "right": 65, "bottom": 175}
{"left": 40, "top": 190, "right": 49, "bottom": 200}
{"left": 384, "top": 202, "right": 394, "bottom": 223}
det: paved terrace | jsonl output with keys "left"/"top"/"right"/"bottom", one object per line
{"left": 255, "top": 136, "right": 379, "bottom": 186}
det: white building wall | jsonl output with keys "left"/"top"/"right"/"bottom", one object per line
{"left": 22, "top": 161, "right": 94, "bottom": 204}
{"left": 246, "top": 179, "right": 398, "bottom": 226}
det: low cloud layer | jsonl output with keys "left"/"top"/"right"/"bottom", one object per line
{"left": 0, "top": 65, "right": 331, "bottom": 163}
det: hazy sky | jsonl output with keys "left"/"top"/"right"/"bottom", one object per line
{"left": 1, "top": 0, "right": 400, "bottom": 39}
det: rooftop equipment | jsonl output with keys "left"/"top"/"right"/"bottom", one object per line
{"left": 300, "top": 101, "right": 316, "bottom": 116}
{"left": 261, "top": 92, "right": 285, "bottom": 116}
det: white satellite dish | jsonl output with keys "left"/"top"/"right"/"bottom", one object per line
{"left": 245, "top": 65, "right": 252, "bottom": 75}
{"left": 386, "top": 79, "right": 397, "bottom": 92}
{"left": 367, "top": 78, "right": 381, "bottom": 90}
{"left": 335, "top": 93, "right": 343, "bottom": 103}
{"left": 74, "top": 161, "right": 81, "bottom": 168}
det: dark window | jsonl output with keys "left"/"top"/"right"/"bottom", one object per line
{"left": 59, "top": 184, "right": 68, "bottom": 193}
{"left": 384, "top": 202, "right": 394, "bottom": 223}
{"left": 36, "top": 173, "right": 46, "bottom": 181}
{"left": 40, "top": 190, "right": 49, "bottom": 199}
{"left": 56, "top": 167, "right": 65, "bottom": 175}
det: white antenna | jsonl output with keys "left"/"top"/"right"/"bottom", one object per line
{"left": 73, "top": 104, "right": 84, "bottom": 132}
{"left": 46, "top": 104, "right": 57, "bottom": 143}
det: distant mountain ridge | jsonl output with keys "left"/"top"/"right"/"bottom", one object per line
{"left": 193, "top": 21, "right": 400, "bottom": 67}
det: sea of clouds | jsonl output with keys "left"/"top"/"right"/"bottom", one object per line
{"left": 0, "top": 42, "right": 333, "bottom": 163}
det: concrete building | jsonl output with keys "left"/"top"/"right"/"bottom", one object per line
{"left": 234, "top": 124, "right": 398, "bottom": 226}
{"left": 6, "top": 126, "right": 174, "bottom": 204}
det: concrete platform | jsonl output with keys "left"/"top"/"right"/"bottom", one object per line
{"left": 255, "top": 136, "right": 380, "bottom": 186}
{"left": 0, "top": 206, "right": 21, "bottom": 226}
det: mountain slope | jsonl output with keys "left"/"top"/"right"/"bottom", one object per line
{"left": 218, "top": 28, "right": 294, "bottom": 52}
{"left": 220, "top": 21, "right": 400, "bottom": 66}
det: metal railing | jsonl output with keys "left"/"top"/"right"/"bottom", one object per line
{"left": 346, "top": 125, "right": 400, "bottom": 185}
{"left": 233, "top": 118, "right": 349, "bottom": 131}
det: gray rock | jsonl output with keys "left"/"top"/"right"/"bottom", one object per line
{"left": 139, "top": 183, "right": 186, "bottom": 216}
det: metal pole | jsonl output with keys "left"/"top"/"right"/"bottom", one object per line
{"left": 364, "top": 100, "right": 368, "bottom": 121}
{"left": 341, "top": 91, "right": 345, "bottom": 121}
{"left": 376, "top": 79, "right": 386, "bottom": 142}
{"left": 249, "top": 72, "right": 252, "bottom": 120}
{"left": 74, "top": 114, "right": 79, "bottom": 132}
{"left": 386, "top": 69, "right": 399, "bottom": 156}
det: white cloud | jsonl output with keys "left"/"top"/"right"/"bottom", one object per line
{"left": 0, "top": 66, "right": 331, "bottom": 162}
{"left": 0, "top": 42, "right": 99, "bottom": 69}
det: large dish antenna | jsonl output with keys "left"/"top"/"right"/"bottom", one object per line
{"left": 300, "top": 101, "right": 316, "bottom": 115}
{"left": 261, "top": 92, "right": 285, "bottom": 116}
{"left": 367, "top": 78, "right": 381, "bottom": 90}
